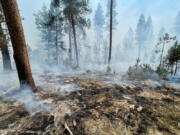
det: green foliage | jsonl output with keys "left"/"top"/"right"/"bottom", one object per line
{"left": 106, "top": 66, "right": 112, "bottom": 73}
{"left": 127, "top": 64, "right": 158, "bottom": 80}
{"left": 127, "top": 63, "right": 170, "bottom": 80}
{"left": 51, "top": 0, "right": 91, "bottom": 28}
{"left": 141, "top": 64, "right": 154, "bottom": 73}
{"left": 156, "top": 66, "right": 169, "bottom": 79}
{"left": 166, "top": 41, "right": 180, "bottom": 65}
{"left": 164, "top": 41, "right": 180, "bottom": 75}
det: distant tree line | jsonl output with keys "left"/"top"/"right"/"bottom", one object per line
{"left": 0, "top": 0, "right": 180, "bottom": 90}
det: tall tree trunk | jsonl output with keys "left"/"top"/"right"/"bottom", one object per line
{"left": 68, "top": 25, "right": 72, "bottom": 66}
{"left": 0, "top": 0, "right": 36, "bottom": 90}
{"left": 71, "top": 15, "right": 79, "bottom": 67}
{"left": 174, "top": 61, "right": 178, "bottom": 76}
{"left": 108, "top": 0, "right": 113, "bottom": 65}
{"left": 0, "top": 23, "right": 12, "bottom": 70}
{"left": 47, "top": 27, "right": 50, "bottom": 61}
{"left": 0, "top": 44, "right": 12, "bottom": 70}
{"left": 55, "top": 18, "right": 58, "bottom": 65}
{"left": 171, "top": 65, "right": 174, "bottom": 76}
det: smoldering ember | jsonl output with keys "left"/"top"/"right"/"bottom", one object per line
{"left": 0, "top": 0, "right": 180, "bottom": 135}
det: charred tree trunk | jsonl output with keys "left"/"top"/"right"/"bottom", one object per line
{"left": 108, "top": 0, "right": 113, "bottom": 65}
{"left": 68, "top": 25, "right": 72, "bottom": 66}
{"left": 0, "top": 0, "right": 36, "bottom": 90}
{"left": 0, "top": 23, "right": 12, "bottom": 70}
{"left": 55, "top": 18, "right": 58, "bottom": 65}
{"left": 0, "top": 44, "right": 12, "bottom": 70}
{"left": 71, "top": 15, "right": 79, "bottom": 67}
{"left": 170, "top": 65, "right": 174, "bottom": 76}
{"left": 174, "top": 61, "right": 178, "bottom": 76}
{"left": 47, "top": 27, "right": 50, "bottom": 61}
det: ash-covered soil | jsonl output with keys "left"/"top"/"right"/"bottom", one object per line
{"left": 0, "top": 71, "right": 180, "bottom": 135}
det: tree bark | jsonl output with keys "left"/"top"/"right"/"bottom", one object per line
{"left": 47, "top": 27, "right": 50, "bottom": 61}
{"left": 71, "top": 15, "right": 79, "bottom": 67}
{"left": 0, "top": 0, "right": 36, "bottom": 90}
{"left": 0, "top": 23, "right": 12, "bottom": 70}
{"left": 68, "top": 25, "right": 72, "bottom": 66}
{"left": 108, "top": 0, "right": 113, "bottom": 65}
{"left": 174, "top": 61, "right": 178, "bottom": 76}
{"left": 55, "top": 17, "right": 58, "bottom": 65}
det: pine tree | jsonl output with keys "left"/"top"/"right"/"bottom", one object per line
{"left": 52, "top": 0, "right": 91, "bottom": 68}
{"left": 34, "top": 5, "right": 54, "bottom": 61}
{"left": 150, "top": 27, "right": 166, "bottom": 65}
{"left": 94, "top": 3, "right": 105, "bottom": 34}
{"left": 106, "top": 0, "right": 118, "bottom": 65}
{"left": 146, "top": 16, "right": 154, "bottom": 43}
{"left": 123, "top": 28, "right": 134, "bottom": 51}
{"left": 144, "top": 16, "right": 154, "bottom": 63}
{"left": 93, "top": 3, "right": 105, "bottom": 64}
{"left": 106, "top": 0, "right": 118, "bottom": 30}
{"left": 166, "top": 41, "right": 180, "bottom": 75}
{"left": 49, "top": 4, "right": 65, "bottom": 65}
{"left": 135, "top": 14, "right": 146, "bottom": 61}
{"left": 35, "top": 5, "right": 65, "bottom": 65}
{"left": 122, "top": 28, "right": 135, "bottom": 62}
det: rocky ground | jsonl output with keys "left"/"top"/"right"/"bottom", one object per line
{"left": 0, "top": 71, "right": 180, "bottom": 135}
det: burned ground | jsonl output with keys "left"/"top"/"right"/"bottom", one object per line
{"left": 0, "top": 72, "right": 180, "bottom": 135}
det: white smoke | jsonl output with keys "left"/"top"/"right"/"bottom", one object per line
{"left": 0, "top": 71, "right": 50, "bottom": 114}
{"left": 1, "top": 87, "right": 51, "bottom": 114}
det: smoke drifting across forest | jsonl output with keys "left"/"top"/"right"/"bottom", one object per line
{"left": 0, "top": 0, "right": 180, "bottom": 76}
{"left": 13, "top": 0, "right": 179, "bottom": 73}
{"left": 0, "top": 1, "right": 179, "bottom": 134}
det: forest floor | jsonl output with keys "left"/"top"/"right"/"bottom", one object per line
{"left": 0, "top": 71, "right": 180, "bottom": 135}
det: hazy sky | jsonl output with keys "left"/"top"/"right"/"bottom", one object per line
{"left": 17, "top": 0, "right": 180, "bottom": 49}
